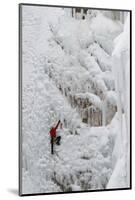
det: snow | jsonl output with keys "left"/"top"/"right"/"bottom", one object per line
{"left": 106, "top": 91, "right": 117, "bottom": 106}
{"left": 89, "top": 12, "right": 123, "bottom": 39}
{"left": 20, "top": 5, "right": 130, "bottom": 194}
{"left": 107, "top": 13, "right": 130, "bottom": 189}
{"left": 113, "top": 15, "right": 130, "bottom": 56}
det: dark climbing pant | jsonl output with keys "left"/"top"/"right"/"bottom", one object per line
{"left": 51, "top": 136, "right": 61, "bottom": 154}
{"left": 51, "top": 137, "right": 54, "bottom": 154}
{"left": 55, "top": 136, "right": 61, "bottom": 145}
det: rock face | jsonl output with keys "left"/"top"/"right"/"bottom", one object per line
{"left": 70, "top": 94, "right": 102, "bottom": 126}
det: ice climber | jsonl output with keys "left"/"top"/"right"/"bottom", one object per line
{"left": 49, "top": 120, "right": 62, "bottom": 154}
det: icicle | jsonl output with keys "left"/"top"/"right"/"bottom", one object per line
{"left": 88, "top": 107, "right": 90, "bottom": 125}
{"left": 100, "top": 110, "right": 102, "bottom": 126}
{"left": 102, "top": 99, "right": 107, "bottom": 126}
{"left": 113, "top": 56, "right": 123, "bottom": 140}
{"left": 92, "top": 107, "right": 94, "bottom": 126}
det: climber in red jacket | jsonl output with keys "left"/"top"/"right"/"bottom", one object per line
{"left": 49, "top": 120, "right": 62, "bottom": 154}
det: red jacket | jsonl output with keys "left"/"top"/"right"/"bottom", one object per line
{"left": 50, "top": 127, "right": 56, "bottom": 137}
{"left": 50, "top": 120, "right": 60, "bottom": 137}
